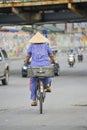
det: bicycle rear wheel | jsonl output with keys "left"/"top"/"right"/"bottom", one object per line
{"left": 39, "top": 93, "right": 43, "bottom": 114}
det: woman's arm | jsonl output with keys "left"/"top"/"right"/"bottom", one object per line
{"left": 25, "top": 54, "right": 31, "bottom": 64}
{"left": 49, "top": 54, "right": 55, "bottom": 64}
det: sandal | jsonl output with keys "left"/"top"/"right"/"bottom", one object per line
{"left": 46, "top": 86, "right": 51, "bottom": 92}
{"left": 31, "top": 100, "right": 37, "bottom": 106}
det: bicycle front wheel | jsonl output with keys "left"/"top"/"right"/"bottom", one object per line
{"left": 39, "top": 93, "right": 43, "bottom": 114}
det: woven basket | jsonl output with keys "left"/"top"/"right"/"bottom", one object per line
{"left": 27, "top": 65, "right": 54, "bottom": 78}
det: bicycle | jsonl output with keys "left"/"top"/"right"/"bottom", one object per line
{"left": 27, "top": 65, "right": 54, "bottom": 114}
{"left": 36, "top": 77, "right": 47, "bottom": 114}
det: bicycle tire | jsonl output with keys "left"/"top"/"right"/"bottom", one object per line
{"left": 39, "top": 93, "right": 43, "bottom": 114}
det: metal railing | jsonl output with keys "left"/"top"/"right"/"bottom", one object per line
{"left": 0, "top": 0, "right": 87, "bottom": 4}
{"left": 0, "top": 0, "right": 42, "bottom": 3}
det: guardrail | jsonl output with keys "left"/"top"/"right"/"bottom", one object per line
{"left": 0, "top": 0, "right": 87, "bottom": 8}
{"left": 0, "top": 0, "right": 40, "bottom": 3}
{"left": 0, "top": 0, "right": 87, "bottom": 4}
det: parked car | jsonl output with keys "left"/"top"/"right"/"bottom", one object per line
{"left": 21, "top": 63, "right": 29, "bottom": 77}
{"left": 21, "top": 61, "right": 60, "bottom": 77}
{"left": 54, "top": 61, "right": 60, "bottom": 76}
{"left": 0, "top": 48, "right": 10, "bottom": 85}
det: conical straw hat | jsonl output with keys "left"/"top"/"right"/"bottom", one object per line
{"left": 29, "top": 32, "right": 50, "bottom": 43}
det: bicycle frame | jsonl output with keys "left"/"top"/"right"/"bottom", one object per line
{"left": 37, "top": 78, "right": 46, "bottom": 114}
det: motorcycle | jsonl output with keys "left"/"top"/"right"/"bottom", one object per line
{"left": 78, "top": 54, "right": 83, "bottom": 62}
{"left": 68, "top": 54, "right": 75, "bottom": 67}
{"left": 77, "top": 47, "right": 83, "bottom": 62}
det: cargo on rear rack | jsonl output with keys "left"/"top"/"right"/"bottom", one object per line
{"left": 27, "top": 65, "right": 55, "bottom": 78}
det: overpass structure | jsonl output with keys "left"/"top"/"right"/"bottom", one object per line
{"left": 0, "top": 0, "right": 87, "bottom": 25}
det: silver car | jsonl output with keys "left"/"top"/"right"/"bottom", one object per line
{"left": 0, "top": 48, "right": 9, "bottom": 85}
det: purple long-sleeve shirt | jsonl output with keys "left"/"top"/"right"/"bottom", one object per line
{"left": 27, "top": 43, "right": 53, "bottom": 66}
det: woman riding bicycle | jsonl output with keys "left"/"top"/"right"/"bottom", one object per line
{"left": 25, "top": 32, "right": 55, "bottom": 106}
